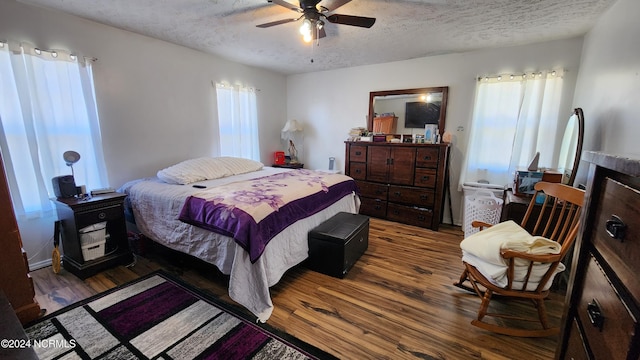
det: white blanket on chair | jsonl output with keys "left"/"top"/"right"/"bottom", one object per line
{"left": 460, "top": 220, "right": 564, "bottom": 290}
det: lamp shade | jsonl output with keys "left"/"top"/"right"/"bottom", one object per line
{"left": 281, "top": 119, "right": 303, "bottom": 139}
{"left": 63, "top": 150, "right": 81, "bottom": 166}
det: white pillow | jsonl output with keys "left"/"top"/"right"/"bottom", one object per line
{"left": 216, "top": 156, "right": 264, "bottom": 175}
{"left": 156, "top": 157, "right": 232, "bottom": 185}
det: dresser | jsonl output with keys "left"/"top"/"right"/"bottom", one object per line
{"left": 0, "top": 152, "right": 41, "bottom": 324}
{"left": 556, "top": 152, "right": 640, "bottom": 359}
{"left": 344, "top": 141, "right": 449, "bottom": 231}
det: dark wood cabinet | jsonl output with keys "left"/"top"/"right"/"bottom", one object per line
{"left": 366, "top": 145, "right": 416, "bottom": 185}
{"left": 52, "top": 193, "right": 133, "bottom": 279}
{"left": 556, "top": 152, "right": 640, "bottom": 359}
{"left": 345, "top": 141, "right": 449, "bottom": 231}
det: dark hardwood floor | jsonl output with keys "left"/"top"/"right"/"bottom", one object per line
{"left": 31, "top": 218, "right": 563, "bottom": 359}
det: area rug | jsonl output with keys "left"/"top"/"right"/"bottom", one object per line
{"left": 25, "top": 271, "right": 336, "bottom": 360}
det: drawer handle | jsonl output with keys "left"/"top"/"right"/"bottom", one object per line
{"left": 98, "top": 212, "right": 106, "bottom": 220}
{"left": 418, "top": 215, "right": 425, "bottom": 221}
{"left": 587, "top": 299, "right": 604, "bottom": 331}
{"left": 605, "top": 215, "right": 626, "bottom": 241}
{"left": 422, "top": 176, "right": 430, "bottom": 181}
{"left": 355, "top": 151, "right": 362, "bottom": 156}
{"left": 355, "top": 169, "right": 361, "bottom": 174}
{"left": 394, "top": 191, "right": 401, "bottom": 196}
{"left": 423, "top": 156, "right": 431, "bottom": 160}
{"left": 420, "top": 195, "right": 428, "bottom": 200}
{"left": 374, "top": 205, "right": 381, "bottom": 210}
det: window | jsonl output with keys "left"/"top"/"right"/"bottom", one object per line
{"left": 0, "top": 42, "right": 107, "bottom": 217}
{"left": 215, "top": 83, "right": 260, "bottom": 161}
{"left": 461, "top": 71, "right": 564, "bottom": 188}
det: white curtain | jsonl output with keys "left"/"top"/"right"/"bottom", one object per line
{"left": 0, "top": 42, "right": 108, "bottom": 218}
{"left": 461, "top": 72, "right": 564, "bottom": 188}
{"left": 215, "top": 83, "right": 260, "bottom": 161}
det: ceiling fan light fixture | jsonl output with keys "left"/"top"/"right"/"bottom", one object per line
{"left": 317, "top": 20, "right": 324, "bottom": 30}
{"left": 299, "top": 18, "right": 312, "bottom": 35}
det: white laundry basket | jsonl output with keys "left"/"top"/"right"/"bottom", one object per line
{"left": 462, "top": 187, "right": 504, "bottom": 238}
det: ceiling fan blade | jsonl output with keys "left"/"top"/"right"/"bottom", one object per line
{"left": 326, "top": 14, "right": 376, "bottom": 28}
{"left": 313, "top": 27, "right": 327, "bottom": 40}
{"left": 320, "top": 0, "right": 352, "bottom": 12}
{"left": 268, "top": 0, "right": 302, "bottom": 12}
{"left": 256, "top": 17, "right": 300, "bottom": 28}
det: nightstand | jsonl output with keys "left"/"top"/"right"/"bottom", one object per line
{"left": 52, "top": 193, "right": 133, "bottom": 279}
{"left": 272, "top": 163, "right": 304, "bottom": 169}
{"left": 501, "top": 189, "right": 564, "bottom": 234}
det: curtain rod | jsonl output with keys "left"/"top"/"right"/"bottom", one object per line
{"left": 0, "top": 40, "right": 97, "bottom": 62}
{"left": 476, "top": 69, "right": 565, "bottom": 82}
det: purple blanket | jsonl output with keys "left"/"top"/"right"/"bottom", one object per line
{"left": 178, "top": 170, "right": 358, "bottom": 263}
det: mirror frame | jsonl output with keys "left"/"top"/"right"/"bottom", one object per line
{"left": 566, "top": 107, "right": 585, "bottom": 187}
{"left": 368, "top": 87, "right": 449, "bottom": 135}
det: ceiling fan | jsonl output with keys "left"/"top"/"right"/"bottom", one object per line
{"left": 256, "top": 0, "right": 376, "bottom": 42}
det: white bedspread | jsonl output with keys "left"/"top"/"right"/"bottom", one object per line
{"left": 460, "top": 220, "right": 564, "bottom": 290}
{"left": 119, "top": 167, "right": 359, "bottom": 322}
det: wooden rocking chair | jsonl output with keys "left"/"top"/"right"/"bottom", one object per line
{"left": 454, "top": 182, "right": 585, "bottom": 337}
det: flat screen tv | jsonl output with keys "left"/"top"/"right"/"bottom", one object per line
{"left": 404, "top": 101, "right": 441, "bottom": 128}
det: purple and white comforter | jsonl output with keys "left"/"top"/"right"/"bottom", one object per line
{"left": 179, "top": 169, "right": 358, "bottom": 263}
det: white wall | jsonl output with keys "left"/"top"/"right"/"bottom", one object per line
{"left": 287, "top": 38, "right": 583, "bottom": 225}
{"left": 6, "top": 0, "right": 635, "bottom": 269}
{"left": 0, "top": 0, "right": 288, "bottom": 268}
{"left": 572, "top": 0, "right": 640, "bottom": 185}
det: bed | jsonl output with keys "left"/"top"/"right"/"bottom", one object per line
{"left": 118, "top": 157, "right": 360, "bottom": 322}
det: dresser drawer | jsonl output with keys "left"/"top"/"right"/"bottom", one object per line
{"left": 577, "top": 256, "right": 637, "bottom": 360}
{"left": 386, "top": 203, "right": 433, "bottom": 228}
{"left": 349, "top": 145, "right": 367, "bottom": 162}
{"left": 349, "top": 162, "right": 367, "bottom": 180}
{"left": 414, "top": 168, "right": 437, "bottom": 188}
{"left": 359, "top": 197, "right": 387, "bottom": 218}
{"left": 415, "top": 147, "right": 439, "bottom": 168}
{"left": 564, "top": 318, "right": 590, "bottom": 360}
{"left": 388, "top": 185, "right": 434, "bottom": 207}
{"left": 356, "top": 181, "right": 388, "bottom": 199}
{"left": 592, "top": 177, "right": 640, "bottom": 302}
{"left": 75, "top": 204, "right": 123, "bottom": 229}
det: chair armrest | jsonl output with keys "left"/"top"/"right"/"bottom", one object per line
{"left": 471, "top": 221, "right": 494, "bottom": 231}
{"left": 500, "top": 249, "right": 561, "bottom": 263}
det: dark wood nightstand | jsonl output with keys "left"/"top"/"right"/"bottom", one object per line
{"left": 52, "top": 193, "right": 133, "bottom": 279}
{"left": 500, "top": 190, "right": 531, "bottom": 222}
{"left": 272, "top": 163, "right": 304, "bottom": 169}
{"left": 501, "top": 189, "right": 563, "bottom": 233}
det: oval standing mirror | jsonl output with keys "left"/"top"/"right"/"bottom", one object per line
{"left": 557, "top": 108, "right": 584, "bottom": 186}
{"left": 368, "top": 87, "right": 449, "bottom": 137}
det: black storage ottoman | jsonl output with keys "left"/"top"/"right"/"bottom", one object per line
{"left": 307, "top": 212, "right": 369, "bottom": 278}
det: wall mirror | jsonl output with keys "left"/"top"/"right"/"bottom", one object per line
{"left": 368, "top": 87, "right": 449, "bottom": 136}
{"left": 557, "top": 108, "right": 584, "bottom": 186}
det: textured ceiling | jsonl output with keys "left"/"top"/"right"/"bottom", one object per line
{"left": 17, "top": 0, "right": 618, "bottom": 75}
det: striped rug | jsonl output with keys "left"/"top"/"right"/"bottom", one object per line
{"left": 25, "top": 271, "right": 336, "bottom": 360}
